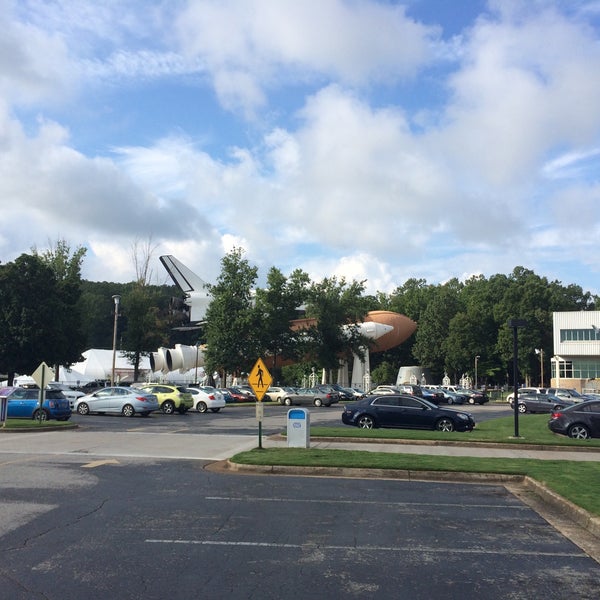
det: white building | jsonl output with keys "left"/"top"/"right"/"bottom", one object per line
{"left": 552, "top": 311, "right": 600, "bottom": 392}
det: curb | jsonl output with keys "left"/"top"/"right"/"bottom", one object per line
{"left": 0, "top": 423, "right": 78, "bottom": 433}
{"left": 523, "top": 476, "right": 600, "bottom": 538}
{"left": 268, "top": 434, "right": 600, "bottom": 453}
{"left": 220, "top": 460, "right": 524, "bottom": 483}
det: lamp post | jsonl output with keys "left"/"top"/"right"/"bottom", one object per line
{"left": 111, "top": 295, "right": 121, "bottom": 386}
{"left": 508, "top": 319, "right": 527, "bottom": 438}
{"left": 535, "top": 348, "right": 544, "bottom": 387}
{"left": 474, "top": 355, "right": 480, "bottom": 390}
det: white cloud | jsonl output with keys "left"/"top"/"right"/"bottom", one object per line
{"left": 175, "top": 0, "right": 438, "bottom": 115}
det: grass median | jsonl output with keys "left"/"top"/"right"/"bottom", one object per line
{"left": 231, "top": 414, "right": 600, "bottom": 516}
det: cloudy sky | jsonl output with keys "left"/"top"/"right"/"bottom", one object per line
{"left": 1, "top": 0, "right": 600, "bottom": 295}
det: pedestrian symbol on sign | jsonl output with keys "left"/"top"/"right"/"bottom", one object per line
{"left": 248, "top": 358, "right": 272, "bottom": 402}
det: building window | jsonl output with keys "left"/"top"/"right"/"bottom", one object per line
{"left": 560, "top": 328, "right": 600, "bottom": 342}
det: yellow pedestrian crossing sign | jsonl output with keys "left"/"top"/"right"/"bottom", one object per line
{"left": 248, "top": 358, "right": 272, "bottom": 401}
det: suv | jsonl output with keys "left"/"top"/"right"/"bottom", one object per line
{"left": 139, "top": 384, "right": 193, "bottom": 414}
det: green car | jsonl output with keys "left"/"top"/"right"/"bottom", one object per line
{"left": 139, "top": 384, "right": 193, "bottom": 414}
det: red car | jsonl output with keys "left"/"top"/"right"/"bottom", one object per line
{"left": 226, "top": 387, "right": 257, "bottom": 402}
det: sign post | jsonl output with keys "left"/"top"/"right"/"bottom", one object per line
{"left": 32, "top": 362, "right": 55, "bottom": 424}
{"left": 248, "top": 358, "right": 272, "bottom": 449}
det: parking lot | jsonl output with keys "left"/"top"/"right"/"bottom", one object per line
{"left": 1, "top": 402, "right": 598, "bottom": 599}
{"left": 1, "top": 452, "right": 599, "bottom": 600}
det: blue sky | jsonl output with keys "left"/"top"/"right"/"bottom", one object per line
{"left": 1, "top": 0, "right": 600, "bottom": 295}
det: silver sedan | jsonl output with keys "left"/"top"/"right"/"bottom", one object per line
{"left": 74, "top": 387, "right": 159, "bottom": 417}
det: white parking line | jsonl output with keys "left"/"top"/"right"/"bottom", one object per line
{"left": 205, "top": 495, "right": 529, "bottom": 510}
{"left": 144, "top": 539, "right": 586, "bottom": 557}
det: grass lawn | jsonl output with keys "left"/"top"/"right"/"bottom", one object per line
{"left": 231, "top": 414, "right": 600, "bottom": 516}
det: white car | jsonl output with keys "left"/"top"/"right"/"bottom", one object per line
{"left": 186, "top": 387, "right": 226, "bottom": 413}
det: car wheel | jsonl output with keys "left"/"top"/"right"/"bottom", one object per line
{"left": 284, "top": 397, "right": 292, "bottom": 406}
{"left": 77, "top": 403, "right": 90, "bottom": 415}
{"left": 210, "top": 408, "right": 221, "bottom": 413}
{"left": 32, "top": 409, "right": 48, "bottom": 421}
{"left": 314, "top": 398, "right": 323, "bottom": 407}
{"left": 196, "top": 401, "right": 208, "bottom": 413}
{"left": 447, "top": 398, "right": 454, "bottom": 404}
{"left": 435, "top": 417, "right": 455, "bottom": 432}
{"left": 518, "top": 403, "right": 527, "bottom": 414}
{"left": 568, "top": 424, "right": 591, "bottom": 439}
{"left": 468, "top": 397, "right": 475, "bottom": 404}
{"left": 357, "top": 414, "right": 375, "bottom": 429}
{"left": 122, "top": 404, "right": 135, "bottom": 417}
{"left": 161, "top": 400, "right": 175, "bottom": 414}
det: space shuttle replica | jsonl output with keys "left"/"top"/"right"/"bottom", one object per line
{"left": 155, "top": 255, "right": 416, "bottom": 389}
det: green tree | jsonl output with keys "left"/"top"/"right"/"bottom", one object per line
{"left": 35, "top": 239, "right": 87, "bottom": 379}
{"left": 303, "top": 276, "right": 370, "bottom": 373}
{"left": 0, "top": 254, "right": 59, "bottom": 384}
{"left": 204, "top": 248, "right": 259, "bottom": 379}
{"left": 412, "top": 279, "right": 463, "bottom": 382}
{"left": 254, "top": 267, "right": 310, "bottom": 383}
{"left": 119, "top": 240, "right": 173, "bottom": 382}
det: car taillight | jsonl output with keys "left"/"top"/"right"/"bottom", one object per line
{"left": 136, "top": 396, "right": 148, "bottom": 402}
{"left": 550, "top": 411, "right": 562, "bottom": 419}
{"left": 208, "top": 394, "right": 215, "bottom": 400}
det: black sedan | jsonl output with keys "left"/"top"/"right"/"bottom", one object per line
{"left": 341, "top": 394, "right": 475, "bottom": 432}
{"left": 510, "top": 393, "right": 575, "bottom": 414}
{"left": 548, "top": 400, "right": 600, "bottom": 439}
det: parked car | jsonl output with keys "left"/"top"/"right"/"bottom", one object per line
{"left": 506, "top": 387, "right": 547, "bottom": 402}
{"left": 138, "top": 384, "right": 193, "bottom": 414}
{"left": 279, "top": 387, "right": 338, "bottom": 407}
{"left": 186, "top": 387, "right": 226, "bottom": 413}
{"left": 226, "top": 387, "right": 257, "bottom": 402}
{"left": 448, "top": 388, "right": 488, "bottom": 405}
{"left": 341, "top": 394, "right": 475, "bottom": 432}
{"left": 47, "top": 382, "right": 85, "bottom": 409}
{"left": 441, "top": 385, "right": 486, "bottom": 404}
{"left": 368, "top": 385, "right": 402, "bottom": 395}
{"left": 420, "top": 387, "right": 445, "bottom": 405}
{"left": 546, "top": 388, "right": 592, "bottom": 403}
{"left": 311, "top": 385, "right": 341, "bottom": 403}
{"left": 396, "top": 384, "right": 425, "bottom": 398}
{"left": 0, "top": 386, "right": 71, "bottom": 421}
{"left": 264, "top": 386, "right": 297, "bottom": 403}
{"left": 510, "top": 393, "right": 575, "bottom": 414}
{"left": 329, "top": 383, "right": 355, "bottom": 401}
{"left": 74, "top": 386, "right": 159, "bottom": 417}
{"left": 427, "top": 387, "right": 467, "bottom": 405}
{"left": 548, "top": 400, "right": 600, "bottom": 439}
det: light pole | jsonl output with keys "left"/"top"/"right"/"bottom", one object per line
{"left": 474, "top": 355, "right": 480, "bottom": 389}
{"left": 535, "top": 348, "right": 544, "bottom": 387}
{"left": 111, "top": 295, "right": 121, "bottom": 386}
{"left": 508, "top": 319, "right": 527, "bottom": 438}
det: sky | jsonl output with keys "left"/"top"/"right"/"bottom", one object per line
{"left": 1, "top": 0, "right": 600, "bottom": 295}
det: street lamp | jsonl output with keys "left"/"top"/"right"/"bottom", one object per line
{"left": 111, "top": 295, "right": 121, "bottom": 386}
{"left": 474, "top": 355, "right": 480, "bottom": 389}
{"left": 535, "top": 348, "right": 544, "bottom": 387}
{"left": 508, "top": 319, "right": 527, "bottom": 438}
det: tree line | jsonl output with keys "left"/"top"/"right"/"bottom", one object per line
{"left": 1, "top": 242, "right": 596, "bottom": 387}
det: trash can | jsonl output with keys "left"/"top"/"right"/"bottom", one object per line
{"left": 287, "top": 408, "right": 310, "bottom": 448}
